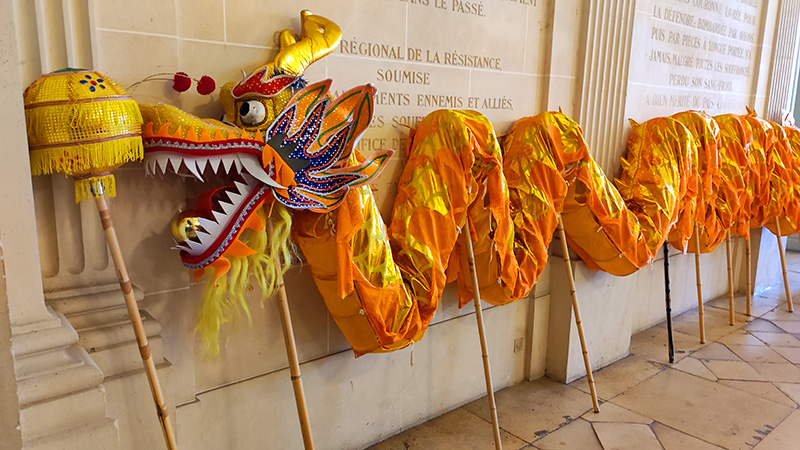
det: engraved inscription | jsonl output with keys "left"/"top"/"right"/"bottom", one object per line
{"left": 627, "top": 0, "right": 763, "bottom": 117}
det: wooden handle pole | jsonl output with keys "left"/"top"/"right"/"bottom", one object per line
{"left": 268, "top": 221, "right": 315, "bottom": 450}
{"left": 725, "top": 230, "right": 735, "bottom": 325}
{"left": 93, "top": 193, "right": 177, "bottom": 450}
{"left": 775, "top": 219, "right": 794, "bottom": 313}
{"left": 745, "top": 234, "right": 753, "bottom": 316}
{"left": 557, "top": 216, "right": 600, "bottom": 413}
{"left": 663, "top": 243, "right": 675, "bottom": 364}
{"left": 693, "top": 223, "right": 705, "bottom": 343}
{"left": 462, "top": 219, "right": 503, "bottom": 450}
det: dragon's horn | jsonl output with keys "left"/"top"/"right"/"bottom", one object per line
{"left": 272, "top": 10, "right": 341, "bottom": 76}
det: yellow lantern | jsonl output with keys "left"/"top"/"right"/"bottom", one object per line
{"left": 24, "top": 68, "right": 143, "bottom": 201}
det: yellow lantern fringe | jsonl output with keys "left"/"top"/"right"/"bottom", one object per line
{"left": 74, "top": 174, "right": 117, "bottom": 203}
{"left": 28, "top": 134, "right": 143, "bottom": 178}
{"left": 196, "top": 204, "right": 294, "bottom": 356}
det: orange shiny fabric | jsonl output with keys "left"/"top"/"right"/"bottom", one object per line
{"left": 662, "top": 115, "right": 701, "bottom": 253}
{"left": 582, "top": 117, "right": 690, "bottom": 275}
{"left": 743, "top": 114, "right": 776, "bottom": 228}
{"left": 715, "top": 114, "right": 752, "bottom": 238}
{"left": 293, "top": 185, "right": 425, "bottom": 357}
{"left": 294, "top": 110, "right": 570, "bottom": 355}
{"left": 670, "top": 111, "right": 728, "bottom": 253}
{"left": 513, "top": 115, "right": 691, "bottom": 276}
{"left": 454, "top": 112, "right": 569, "bottom": 306}
{"left": 766, "top": 125, "right": 800, "bottom": 235}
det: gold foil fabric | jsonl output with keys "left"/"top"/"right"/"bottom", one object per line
{"left": 766, "top": 124, "right": 800, "bottom": 235}
{"left": 744, "top": 113, "right": 775, "bottom": 228}
{"left": 670, "top": 111, "right": 727, "bottom": 253}
{"left": 556, "top": 117, "right": 690, "bottom": 276}
{"left": 715, "top": 114, "right": 753, "bottom": 238}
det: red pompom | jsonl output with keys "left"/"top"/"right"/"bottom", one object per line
{"left": 172, "top": 72, "right": 191, "bottom": 92}
{"left": 196, "top": 75, "right": 216, "bottom": 95}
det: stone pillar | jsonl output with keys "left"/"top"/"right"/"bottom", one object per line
{"left": 764, "top": 0, "right": 800, "bottom": 122}
{"left": 0, "top": 2, "right": 122, "bottom": 448}
{"left": 576, "top": 0, "right": 635, "bottom": 175}
{"left": 0, "top": 251, "right": 22, "bottom": 450}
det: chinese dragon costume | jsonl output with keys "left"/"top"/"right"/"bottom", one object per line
{"left": 139, "top": 11, "right": 800, "bottom": 356}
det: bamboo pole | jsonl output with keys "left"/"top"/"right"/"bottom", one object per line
{"left": 775, "top": 219, "right": 794, "bottom": 313}
{"left": 462, "top": 219, "right": 503, "bottom": 450}
{"left": 725, "top": 230, "right": 735, "bottom": 325}
{"left": 92, "top": 186, "right": 177, "bottom": 450}
{"left": 663, "top": 243, "right": 675, "bottom": 364}
{"left": 268, "top": 220, "right": 315, "bottom": 450}
{"left": 745, "top": 234, "right": 753, "bottom": 316}
{"left": 693, "top": 223, "right": 705, "bottom": 344}
{"left": 557, "top": 216, "right": 600, "bottom": 413}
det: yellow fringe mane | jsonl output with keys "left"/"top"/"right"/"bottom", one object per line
{"left": 196, "top": 204, "right": 294, "bottom": 356}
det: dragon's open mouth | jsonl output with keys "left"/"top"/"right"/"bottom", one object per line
{"left": 141, "top": 104, "right": 274, "bottom": 268}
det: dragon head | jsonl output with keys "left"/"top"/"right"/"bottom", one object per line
{"left": 139, "top": 11, "right": 390, "bottom": 272}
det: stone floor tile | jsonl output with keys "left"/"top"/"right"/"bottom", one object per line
{"left": 703, "top": 360, "right": 767, "bottom": 381}
{"left": 593, "top": 422, "right": 663, "bottom": 450}
{"left": 771, "top": 346, "right": 800, "bottom": 364}
{"left": 771, "top": 320, "right": 800, "bottom": 334}
{"left": 744, "top": 319, "right": 786, "bottom": 333}
{"left": 760, "top": 309, "right": 800, "bottom": 322}
{"left": 691, "top": 342, "right": 741, "bottom": 361}
{"left": 752, "top": 410, "right": 800, "bottom": 449}
{"left": 774, "top": 383, "right": 800, "bottom": 404}
{"left": 366, "top": 407, "right": 526, "bottom": 450}
{"left": 611, "top": 369, "right": 793, "bottom": 450}
{"left": 570, "top": 355, "right": 663, "bottom": 401}
{"left": 672, "top": 357, "right": 718, "bottom": 381}
{"left": 533, "top": 418, "right": 602, "bottom": 450}
{"left": 751, "top": 332, "right": 800, "bottom": 348}
{"left": 651, "top": 422, "right": 725, "bottom": 450}
{"left": 718, "top": 380, "right": 797, "bottom": 408}
{"left": 753, "top": 285, "right": 800, "bottom": 308}
{"left": 670, "top": 307, "right": 751, "bottom": 343}
{"left": 463, "top": 377, "right": 592, "bottom": 443}
{"left": 717, "top": 330, "right": 767, "bottom": 347}
{"left": 707, "top": 294, "right": 774, "bottom": 319}
{"left": 630, "top": 326, "right": 702, "bottom": 364}
{"left": 749, "top": 362, "right": 800, "bottom": 383}
{"left": 580, "top": 401, "right": 652, "bottom": 424}
{"left": 727, "top": 345, "right": 789, "bottom": 364}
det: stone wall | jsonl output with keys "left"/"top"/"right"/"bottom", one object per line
{"left": 1, "top": 0, "right": 797, "bottom": 449}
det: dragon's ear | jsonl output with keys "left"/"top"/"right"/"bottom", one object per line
{"left": 273, "top": 11, "right": 342, "bottom": 76}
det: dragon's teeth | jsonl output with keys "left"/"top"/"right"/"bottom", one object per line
{"left": 239, "top": 157, "right": 278, "bottom": 186}
{"left": 222, "top": 156, "right": 235, "bottom": 173}
{"left": 197, "top": 218, "right": 222, "bottom": 236}
{"left": 209, "top": 158, "right": 222, "bottom": 173}
{"left": 233, "top": 180, "right": 249, "bottom": 194}
{"left": 196, "top": 159, "right": 208, "bottom": 174}
{"left": 168, "top": 156, "right": 182, "bottom": 172}
{"left": 144, "top": 158, "right": 155, "bottom": 175}
{"left": 186, "top": 160, "right": 204, "bottom": 181}
{"left": 211, "top": 210, "right": 228, "bottom": 224}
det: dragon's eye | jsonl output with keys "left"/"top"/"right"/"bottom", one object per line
{"left": 238, "top": 100, "right": 267, "bottom": 127}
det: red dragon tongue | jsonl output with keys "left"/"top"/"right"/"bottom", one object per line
{"left": 232, "top": 70, "right": 298, "bottom": 99}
